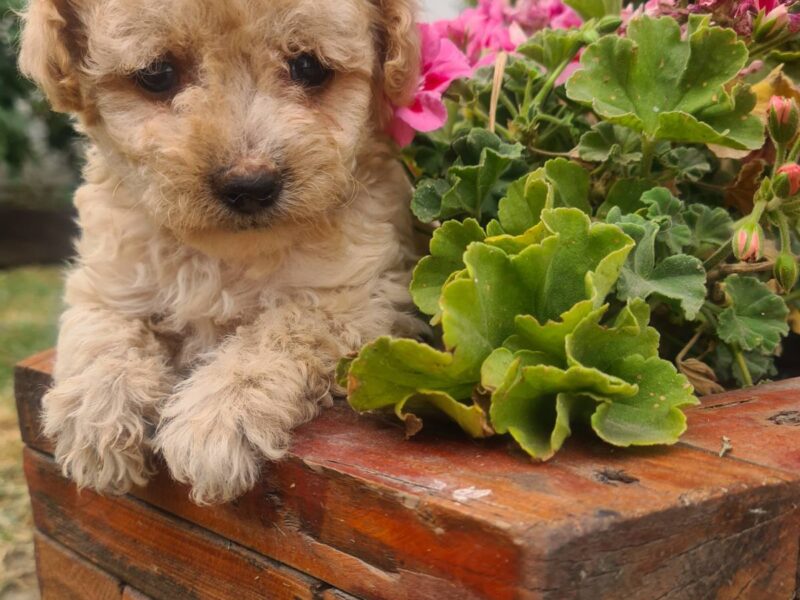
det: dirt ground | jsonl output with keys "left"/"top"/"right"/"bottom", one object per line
{"left": 0, "top": 267, "right": 62, "bottom": 600}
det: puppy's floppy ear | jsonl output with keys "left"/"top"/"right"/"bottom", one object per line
{"left": 18, "top": 0, "right": 86, "bottom": 113}
{"left": 371, "top": 0, "right": 421, "bottom": 107}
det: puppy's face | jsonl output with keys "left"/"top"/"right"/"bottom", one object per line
{"left": 20, "top": 0, "right": 418, "bottom": 243}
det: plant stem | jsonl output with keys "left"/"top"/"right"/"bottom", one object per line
{"left": 788, "top": 135, "right": 800, "bottom": 163}
{"left": 774, "top": 143, "right": 787, "bottom": 175}
{"left": 703, "top": 237, "right": 734, "bottom": 271}
{"left": 676, "top": 326, "right": 707, "bottom": 364}
{"left": 640, "top": 136, "right": 656, "bottom": 178}
{"left": 777, "top": 211, "right": 793, "bottom": 252}
{"left": 732, "top": 345, "right": 754, "bottom": 388}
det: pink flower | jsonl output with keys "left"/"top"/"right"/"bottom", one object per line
{"left": 733, "top": 222, "right": 764, "bottom": 262}
{"left": 434, "top": 0, "right": 582, "bottom": 68}
{"left": 388, "top": 24, "right": 472, "bottom": 147}
{"left": 778, "top": 163, "right": 800, "bottom": 195}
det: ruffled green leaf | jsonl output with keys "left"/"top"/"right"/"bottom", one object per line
{"left": 566, "top": 299, "right": 660, "bottom": 371}
{"left": 544, "top": 159, "right": 592, "bottom": 214}
{"left": 717, "top": 275, "right": 790, "bottom": 353}
{"left": 490, "top": 363, "right": 636, "bottom": 460}
{"left": 591, "top": 356, "right": 699, "bottom": 446}
{"left": 496, "top": 174, "right": 552, "bottom": 236}
{"left": 566, "top": 16, "right": 764, "bottom": 150}
{"left": 411, "top": 219, "right": 485, "bottom": 316}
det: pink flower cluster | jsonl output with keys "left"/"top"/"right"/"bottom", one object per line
{"left": 389, "top": 0, "right": 582, "bottom": 146}
{"left": 432, "top": 0, "right": 582, "bottom": 67}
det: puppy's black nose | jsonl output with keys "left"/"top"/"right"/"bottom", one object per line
{"left": 213, "top": 168, "right": 282, "bottom": 215}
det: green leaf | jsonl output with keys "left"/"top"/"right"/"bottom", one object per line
{"left": 496, "top": 174, "right": 552, "bottom": 236}
{"left": 566, "top": 299, "right": 660, "bottom": 372}
{"left": 660, "top": 147, "right": 711, "bottom": 182}
{"left": 563, "top": 0, "right": 622, "bottom": 20}
{"left": 544, "top": 159, "right": 592, "bottom": 214}
{"left": 684, "top": 204, "right": 734, "bottom": 258}
{"left": 411, "top": 179, "right": 452, "bottom": 223}
{"left": 597, "top": 178, "right": 656, "bottom": 217}
{"left": 490, "top": 363, "right": 636, "bottom": 460}
{"left": 717, "top": 275, "right": 790, "bottom": 353}
{"left": 410, "top": 130, "right": 525, "bottom": 223}
{"left": 591, "top": 356, "right": 699, "bottom": 446}
{"left": 395, "top": 392, "right": 493, "bottom": 439}
{"left": 481, "top": 347, "right": 553, "bottom": 390}
{"left": 566, "top": 16, "right": 764, "bottom": 150}
{"left": 411, "top": 219, "right": 486, "bottom": 316}
{"left": 640, "top": 187, "right": 692, "bottom": 254}
{"left": 578, "top": 123, "right": 643, "bottom": 165}
{"left": 518, "top": 27, "right": 586, "bottom": 72}
{"left": 512, "top": 301, "right": 603, "bottom": 367}
{"left": 712, "top": 345, "right": 778, "bottom": 387}
{"left": 345, "top": 337, "right": 475, "bottom": 409}
{"left": 441, "top": 244, "right": 533, "bottom": 376}
{"left": 610, "top": 215, "right": 706, "bottom": 320}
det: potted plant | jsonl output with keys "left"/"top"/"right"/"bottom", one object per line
{"left": 338, "top": 0, "right": 800, "bottom": 461}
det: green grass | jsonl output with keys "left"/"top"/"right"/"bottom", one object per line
{"left": 0, "top": 266, "right": 63, "bottom": 598}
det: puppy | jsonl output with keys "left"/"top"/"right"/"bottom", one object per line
{"left": 19, "top": 0, "right": 422, "bottom": 504}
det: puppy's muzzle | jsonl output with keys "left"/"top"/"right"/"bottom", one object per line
{"left": 212, "top": 163, "right": 282, "bottom": 215}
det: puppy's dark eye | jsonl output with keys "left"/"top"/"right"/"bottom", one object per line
{"left": 134, "top": 60, "right": 180, "bottom": 95}
{"left": 289, "top": 54, "right": 332, "bottom": 88}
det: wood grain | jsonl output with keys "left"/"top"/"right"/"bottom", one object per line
{"left": 26, "top": 448, "right": 326, "bottom": 600}
{"left": 16, "top": 351, "right": 800, "bottom": 599}
{"left": 122, "top": 587, "right": 153, "bottom": 600}
{"left": 35, "top": 532, "right": 123, "bottom": 600}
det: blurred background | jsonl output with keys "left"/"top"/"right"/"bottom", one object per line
{"left": 0, "top": 1, "right": 460, "bottom": 598}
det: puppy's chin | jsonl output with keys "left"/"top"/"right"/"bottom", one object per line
{"left": 177, "top": 216, "right": 338, "bottom": 266}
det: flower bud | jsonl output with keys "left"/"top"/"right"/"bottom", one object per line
{"left": 777, "top": 163, "right": 800, "bottom": 196}
{"left": 768, "top": 96, "right": 800, "bottom": 145}
{"left": 733, "top": 222, "right": 764, "bottom": 262}
{"left": 775, "top": 252, "right": 799, "bottom": 292}
{"left": 754, "top": 5, "right": 791, "bottom": 42}
{"left": 773, "top": 173, "right": 791, "bottom": 199}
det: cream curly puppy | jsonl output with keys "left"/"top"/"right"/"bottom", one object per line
{"left": 19, "top": 0, "right": 422, "bottom": 504}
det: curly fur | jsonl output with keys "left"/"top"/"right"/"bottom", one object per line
{"left": 19, "top": 0, "right": 422, "bottom": 504}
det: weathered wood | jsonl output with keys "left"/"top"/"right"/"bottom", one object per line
{"left": 683, "top": 378, "right": 800, "bottom": 473}
{"left": 34, "top": 531, "right": 123, "bottom": 600}
{"left": 16, "top": 351, "right": 800, "bottom": 599}
{"left": 26, "top": 448, "right": 326, "bottom": 600}
{"left": 122, "top": 587, "right": 153, "bottom": 600}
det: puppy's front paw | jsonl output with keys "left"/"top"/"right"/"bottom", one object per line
{"left": 43, "top": 353, "right": 172, "bottom": 495}
{"left": 44, "top": 382, "right": 153, "bottom": 494}
{"left": 156, "top": 406, "right": 267, "bottom": 505}
{"left": 156, "top": 366, "right": 321, "bottom": 505}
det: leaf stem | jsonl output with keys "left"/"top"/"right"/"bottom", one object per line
{"left": 640, "top": 136, "right": 656, "bottom": 178}
{"left": 676, "top": 326, "right": 707, "bottom": 364}
{"left": 777, "top": 211, "right": 793, "bottom": 252}
{"left": 703, "top": 237, "right": 734, "bottom": 271}
{"left": 732, "top": 344, "right": 754, "bottom": 388}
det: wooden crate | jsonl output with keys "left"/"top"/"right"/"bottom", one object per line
{"left": 14, "top": 349, "right": 800, "bottom": 599}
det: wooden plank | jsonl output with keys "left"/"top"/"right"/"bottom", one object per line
{"left": 14, "top": 349, "right": 56, "bottom": 451}
{"left": 683, "top": 378, "right": 800, "bottom": 473}
{"left": 16, "top": 354, "right": 800, "bottom": 599}
{"left": 122, "top": 587, "right": 154, "bottom": 600}
{"left": 34, "top": 532, "right": 123, "bottom": 600}
{"left": 25, "top": 448, "right": 325, "bottom": 600}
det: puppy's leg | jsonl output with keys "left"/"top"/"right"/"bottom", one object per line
{"left": 44, "top": 306, "right": 174, "bottom": 494}
{"left": 156, "top": 303, "right": 345, "bottom": 505}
